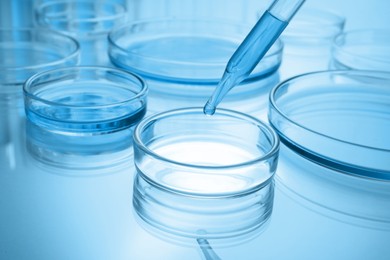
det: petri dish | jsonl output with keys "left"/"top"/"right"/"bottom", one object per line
{"left": 282, "top": 8, "right": 345, "bottom": 43}
{"left": 0, "top": 28, "right": 79, "bottom": 96}
{"left": 35, "top": 1, "right": 126, "bottom": 36}
{"left": 126, "top": 0, "right": 265, "bottom": 24}
{"left": 108, "top": 18, "right": 283, "bottom": 119}
{"left": 109, "top": 19, "right": 281, "bottom": 81}
{"left": 269, "top": 70, "right": 390, "bottom": 179}
{"left": 23, "top": 66, "right": 148, "bottom": 169}
{"left": 35, "top": 0, "right": 127, "bottom": 65}
{"left": 331, "top": 29, "right": 390, "bottom": 71}
{"left": 133, "top": 107, "right": 279, "bottom": 239}
{"left": 0, "top": 28, "right": 79, "bottom": 148}
{"left": 269, "top": 70, "right": 390, "bottom": 228}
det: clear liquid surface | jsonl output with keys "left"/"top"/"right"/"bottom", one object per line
{"left": 26, "top": 83, "right": 146, "bottom": 133}
{"left": 142, "top": 140, "right": 268, "bottom": 194}
{"left": 115, "top": 35, "right": 240, "bottom": 81}
{"left": 126, "top": 36, "right": 236, "bottom": 63}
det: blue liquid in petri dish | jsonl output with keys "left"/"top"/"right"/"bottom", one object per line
{"left": 128, "top": 37, "right": 233, "bottom": 63}
{"left": 116, "top": 35, "right": 240, "bottom": 83}
{"left": 204, "top": 11, "right": 288, "bottom": 115}
{"left": 26, "top": 83, "right": 146, "bottom": 134}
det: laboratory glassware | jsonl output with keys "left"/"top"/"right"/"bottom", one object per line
{"left": 23, "top": 66, "right": 147, "bottom": 169}
{"left": 0, "top": 28, "right": 79, "bottom": 169}
{"left": 269, "top": 70, "right": 390, "bottom": 229}
{"left": 133, "top": 107, "right": 279, "bottom": 239}
{"left": 331, "top": 29, "right": 390, "bottom": 71}
{"left": 109, "top": 18, "right": 282, "bottom": 121}
{"left": 35, "top": 0, "right": 127, "bottom": 65}
{"left": 204, "top": 0, "right": 305, "bottom": 115}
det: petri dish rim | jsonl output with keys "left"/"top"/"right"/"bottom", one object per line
{"left": 23, "top": 66, "right": 148, "bottom": 109}
{"left": 269, "top": 70, "right": 390, "bottom": 179}
{"left": 35, "top": 1, "right": 127, "bottom": 27}
{"left": 269, "top": 70, "right": 390, "bottom": 152}
{"left": 333, "top": 29, "right": 390, "bottom": 64}
{"left": 133, "top": 107, "right": 280, "bottom": 170}
{"left": 287, "top": 7, "right": 345, "bottom": 27}
{"left": 108, "top": 17, "right": 283, "bottom": 68}
{"left": 0, "top": 28, "right": 80, "bottom": 72}
{"left": 281, "top": 7, "right": 345, "bottom": 39}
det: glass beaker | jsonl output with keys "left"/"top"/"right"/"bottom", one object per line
{"left": 269, "top": 70, "right": 390, "bottom": 230}
{"left": 278, "top": 8, "right": 345, "bottom": 80}
{"left": 331, "top": 29, "right": 390, "bottom": 71}
{"left": 35, "top": 0, "right": 127, "bottom": 66}
{"left": 133, "top": 108, "right": 279, "bottom": 240}
{"left": 108, "top": 18, "right": 282, "bottom": 121}
{"left": 0, "top": 28, "right": 79, "bottom": 169}
{"left": 23, "top": 66, "right": 147, "bottom": 169}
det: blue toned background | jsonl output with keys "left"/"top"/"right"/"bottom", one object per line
{"left": 1, "top": 0, "right": 390, "bottom": 29}
{"left": 1, "top": 0, "right": 390, "bottom": 260}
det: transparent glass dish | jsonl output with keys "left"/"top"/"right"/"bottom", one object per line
{"left": 269, "top": 70, "right": 390, "bottom": 229}
{"left": 35, "top": 0, "right": 127, "bottom": 65}
{"left": 0, "top": 28, "right": 79, "bottom": 98}
{"left": 331, "top": 29, "right": 390, "bottom": 71}
{"left": 108, "top": 18, "right": 283, "bottom": 120}
{"left": 126, "top": 0, "right": 266, "bottom": 24}
{"left": 133, "top": 108, "right": 279, "bottom": 239}
{"left": 23, "top": 66, "right": 148, "bottom": 169}
{"left": 0, "top": 28, "right": 79, "bottom": 150}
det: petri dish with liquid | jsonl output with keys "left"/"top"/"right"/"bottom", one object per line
{"left": 133, "top": 107, "right": 279, "bottom": 239}
{"left": 108, "top": 18, "right": 283, "bottom": 121}
{"left": 269, "top": 70, "right": 390, "bottom": 229}
{"left": 23, "top": 66, "right": 148, "bottom": 169}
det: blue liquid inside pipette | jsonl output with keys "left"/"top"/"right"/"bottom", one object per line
{"left": 203, "top": 11, "right": 288, "bottom": 115}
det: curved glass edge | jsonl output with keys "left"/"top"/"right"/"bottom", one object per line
{"left": 25, "top": 119, "right": 135, "bottom": 171}
{"left": 0, "top": 28, "right": 80, "bottom": 85}
{"left": 268, "top": 70, "right": 390, "bottom": 180}
{"left": 133, "top": 107, "right": 279, "bottom": 171}
{"left": 23, "top": 66, "right": 148, "bottom": 133}
{"left": 35, "top": 1, "right": 127, "bottom": 36}
{"left": 331, "top": 30, "right": 390, "bottom": 71}
{"left": 133, "top": 172, "right": 274, "bottom": 240}
{"left": 281, "top": 7, "right": 345, "bottom": 39}
{"left": 108, "top": 19, "right": 283, "bottom": 82}
{"left": 275, "top": 143, "right": 390, "bottom": 230}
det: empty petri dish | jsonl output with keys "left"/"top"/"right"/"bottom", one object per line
{"left": 0, "top": 28, "right": 79, "bottom": 99}
{"left": 331, "top": 29, "right": 390, "bottom": 71}
{"left": 23, "top": 66, "right": 148, "bottom": 169}
{"left": 108, "top": 18, "right": 282, "bottom": 120}
{"left": 35, "top": 0, "right": 127, "bottom": 65}
{"left": 269, "top": 70, "right": 390, "bottom": 228}
{"left": 126, "top": 0, "right": 265, "bottom": 24}
{"left": 133, "top": 107, "right": 279, "bottom": 239}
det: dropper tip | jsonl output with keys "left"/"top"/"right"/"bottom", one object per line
{"left": 203, "top": 102, "right": 216, "bottom": 116}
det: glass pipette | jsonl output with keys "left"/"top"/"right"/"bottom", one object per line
{"left": 203, "top": 0, "right": 305, "bottom": 115}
